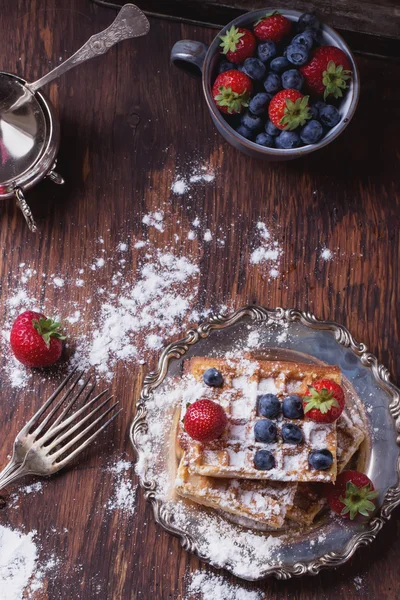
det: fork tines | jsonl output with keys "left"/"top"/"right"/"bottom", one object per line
{"left": 21, "top": 368, "right": 121, "bottom": 466}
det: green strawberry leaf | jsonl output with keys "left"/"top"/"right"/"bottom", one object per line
{"left": 220, "top": 25, "right": 244, "bottom": 54}
{"left": 303, "top": 385, "right": 340, "bottom": 414}
{"left": 339, "top": 480, "right": 378, "bottom": 520}
{"left": 33, "top": 317, "right": 66, "bottom": 349}
{"left": 279, "top": 95, "right": 311, "bottom": 130}
{"left": 215, "top": 85, "right": 250, "bottom": 114}
{"left": 323, "top": 60, "right": 352, "bottom": 100}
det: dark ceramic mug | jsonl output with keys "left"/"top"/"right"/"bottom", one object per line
{"left": 171, "top": 8, "right": 360, "bottom": 160}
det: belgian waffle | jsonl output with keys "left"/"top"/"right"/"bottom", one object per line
{"left": 285, "top": 483, "right": 326, "bottom": 525}
{"left": 286, "top": 411, "right": 365, "bottom": 525}
{"left": 175, "top": 411, "right": 365, "bottom": 528}
{"left": 179, "top": 357, "right": 340, "bottom": 483}
{"left": 337, "top": 411, "right": 365, "bottom": 472}
{"left": 175, "top": 456, "right": 297, "bottom": 529}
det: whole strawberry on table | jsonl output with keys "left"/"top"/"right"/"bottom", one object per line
{"left": 10, "top": 310, "right": 65, "bottom": 368}
{"left": 213, "top": 11, "right": 353, "bottom": 149}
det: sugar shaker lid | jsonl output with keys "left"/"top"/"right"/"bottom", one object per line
{"left": 0, "top": 72, "right": 47, "bottom": 185}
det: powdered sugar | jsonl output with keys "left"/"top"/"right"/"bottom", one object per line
{"left": 0, "top": 525, "right": 59, "bottom": 600}
{"left": 320, "top": 247, "right": 333, "bottom": 261}
{"left": 74, "top": 249, "right": 200, "bottom": 380}
{"left": 0, "top": 526, "right": 37, "bottom": 599}
{"left": 250, "top": 222, "right": 283, "bottom": 279}
{"left": 171, "top": 178, "right": 188, "bottom": 195}
{"left": 185, "top": 570, "right": 263, "bottom": 600}
{"left": 142, "top": 210, "right": 165, "bottom": 232}
{"left": 1, "top": 232, "right": 222, "bottom": 387}
{"left": 171, "top": 164, "right": 215, "bottom": 195}
{"left": 107, "top": 460, "right": 137, "bottom": 515}
{"left": 0, "top": 210, "right": 288, "bottom": 389}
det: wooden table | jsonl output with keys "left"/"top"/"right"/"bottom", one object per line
{"left": 0, "top": 1, "right": 399, "bottom": 598}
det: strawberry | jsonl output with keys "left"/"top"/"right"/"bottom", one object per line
{"left": 326, "top": 471, "right": 378, "bottom": 520}
{"left": 184, "top": 399, "right": 227, "bottom": 442}
{"left": 303, "top": 379, "right": 345, "bottom": 423}
{"left": 10, "top": 310, "right": 65, "bottom": 368}
{"left": 219, "top": 26, "right": 256, "bottom": 64}
{"left": 212, "top": 70, "right": 253, "bottom": 115}
{"left": 254, "top": 11, "right": 292, "bottom": 43}
{"left": 268, "top": 89, "right": 311, "bottom": 131}
{"left": 300, "top": 46, "right": 352, "bottom": 99}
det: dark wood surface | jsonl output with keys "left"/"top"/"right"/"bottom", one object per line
{"left": 95, "top": 0, "right": 400, "bottom": 57}
{"left": 0, "top": 1, "right": 400, "bottom": 598}
{"left": 96, "top": 0, "right": 400, "bottom": 39}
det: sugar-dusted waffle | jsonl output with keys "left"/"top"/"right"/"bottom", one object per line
{"left": 337, "top": 411, "right": 365, "bottom": 472}
{"left": 286, "top": 410, "right": 365, "bottom": 525}
{"left": 175, "top": 456, "right": 297, "bottom": 529}
{"left": 175, "top": 409, "right": 365, "bottom": 528}
{"left": 179, "top": 357, "right": 340, "bottom": 483}
{"left": 285, "top": 483, "right": 326, "bottom": 525}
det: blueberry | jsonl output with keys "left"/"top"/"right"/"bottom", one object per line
{"left": 236, "top": 124, "right": 255, "bottom": 141}
{"left": 286, "top": 43, "right": 309, "bottom": 66}
{"left": 282, "top": 69, "right": 304, "bottom": 90}
{"left": 300, "top": 119, "right": 323, "bottom": 144}
{"left": 254, "top": 419, "right": 277, "bottom": 443}
{"left": 311, "top": 101, "right": 327, "bottom": 118}
{"left": 291, "top": 31, "right": 315, "bottom": 50}
{"left": 270, "top": 56, "right": 291, "bottom": 73}
{"left": 265, "top": 120, "right": 280, "bottom": 136}
{"left": 282, "top": 423, "right": 303, "bottom": 444}
{"left": 255, "top": 132, "right": 275, "bottom": 148}
{"left": 257, "top": 40, "right": 277, "bottom": 64}
{"left": 319, "top": 104, "right": 341, "bottom": 128}
{"left": 282, "top": 394, "right": 304, "bottom": 418}
{"left": 241, "top": 110, "right": 263, "bottom": 132}
{"left": 263, "top": 72, "right": 281, "bottom": 94}
{"left": 242, "top": 57, "right": 266, "bottom": 81}
{"left": 308, "top": 449, "right": 334, "bottom": 470}
{"left": 297, "top": 13, "right": 320, "bottom": 33}
{"left": 254, "top": 449, "right": 275, "bottom": 470}
{"left": 218, "top": 60, "right": 236, "bottom": 74}
{"left": 258, "top": 393, "right": 280, "bottom": 417}
{"left": 203, "top": 368, "right": 223, "bottom": 387}
{"left": 275, "top": 131, "right": 301, "bottom": 150}
{"left": 249, "top": 92, "right": 272, "bottom": 116}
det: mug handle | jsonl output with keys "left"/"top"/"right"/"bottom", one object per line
{"left": 170, "top": 40, "right": 209, "bottom": 76}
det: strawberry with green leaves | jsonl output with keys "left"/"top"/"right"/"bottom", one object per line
{"left": 268, "top": 89, "right": 311, "bottom": 131}
{"left": 326, "top": 471, "right": 378, "bottom": 520}
{"left": 10, "top": 310, "right": 65, "bottom": 368}
{"left": 300, "top": 46, "right": 352, "bottom": 99}
{"left": 303, "top": 379, "right": 345, "bottom": 423}
{"left": 212, "top": 70, "right": 253, "bottom": 115}
{"left": 219, "top": 25, "right": 256, "bottom": 64}
{"left": 254, "top": 11, "right": 292, "bottom": 42}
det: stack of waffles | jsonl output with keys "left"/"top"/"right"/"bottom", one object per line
{"left": 174, "top": 356, "right": 365, "bottom": 529}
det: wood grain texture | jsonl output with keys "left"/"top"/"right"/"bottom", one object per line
{"left": 0, "top": 1, "right": 399, "bottom": 599}
{"left": 95, "top": 0, "right": 400, "bottom": 50}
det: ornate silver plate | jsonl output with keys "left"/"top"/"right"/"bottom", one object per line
{"left": 130, "top": 307, "right": 400, "bottom": 580}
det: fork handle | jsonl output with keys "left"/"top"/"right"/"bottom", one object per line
{"left": 0, "top": 462, "right": 27, "bottom": 490}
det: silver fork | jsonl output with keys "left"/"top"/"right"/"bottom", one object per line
{"left": 0, "top": 368, "right": 121, "bottom": 491}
